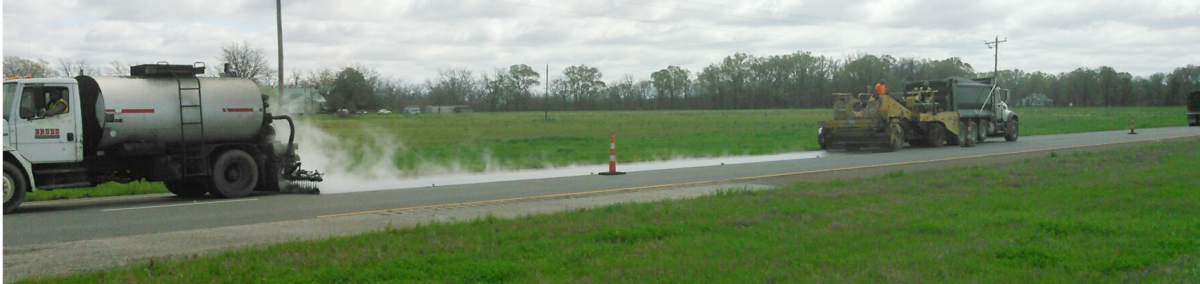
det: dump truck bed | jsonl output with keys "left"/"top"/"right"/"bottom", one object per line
{"left": 904, "top": 76, "right": 996, "bottom": 119}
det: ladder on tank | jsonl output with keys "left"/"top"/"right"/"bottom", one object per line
{"left": 174, "top": 64, "right": 208, "bottom": 177}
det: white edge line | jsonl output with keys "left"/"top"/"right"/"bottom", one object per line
{"left": 101, "top": 198, "right": 258, "bottom": 212}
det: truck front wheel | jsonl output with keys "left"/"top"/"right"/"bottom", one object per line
{"left": 4, "top": 162, "right": 28, "bottom": 214}
{"left": 208, "top": 149, "right": 259, "bottom": 198}
{"left": 1005, "top": 119, "right": 1019, "bottom": 142}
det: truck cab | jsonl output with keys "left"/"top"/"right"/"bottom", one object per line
{"left": 4, "top": 78, "right": 86, "bottom": 212}
{"left": 4, "top": 79, "right": 85, "bottom": 163}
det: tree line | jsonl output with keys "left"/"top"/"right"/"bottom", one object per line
{"left": 5, "top": 42, "right": 1197, "bottom": 112}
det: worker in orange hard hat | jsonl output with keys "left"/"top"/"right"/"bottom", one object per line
{"left": 874, "top": 80, "right": 887, "bottom": 98}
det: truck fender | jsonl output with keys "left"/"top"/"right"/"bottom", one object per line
{"left": 3, "top": 150, "right": 37, "bottom": 192}
{"left": 1001, "top": 109, "right": 1016, "bottom": 123}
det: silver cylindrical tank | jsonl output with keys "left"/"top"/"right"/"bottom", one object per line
{"left": 90, "top": 76, "right": 265, "bottom": 149}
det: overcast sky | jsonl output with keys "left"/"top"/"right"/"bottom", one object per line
{"left": 3, "top": 0, "right": 1198, "bottom": 83}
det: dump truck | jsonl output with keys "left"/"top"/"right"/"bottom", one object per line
{"left": 1189, "top": 91, "right": 1199, "bottom": 127}
{"left": 818, "top": 76, "right": 1019, "bottom": 151}
{"left": 3, "top": 63, "right": 323, "bottom": 213}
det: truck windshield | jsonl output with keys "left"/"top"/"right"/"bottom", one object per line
{"left": 3, "top": 83, "right": 15, "bottom": 120}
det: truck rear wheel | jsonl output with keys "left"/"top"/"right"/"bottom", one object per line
{"left": 4, "top": 162, "right": 28, "bottom": 214}
{"left": 1005, "top": 119, "right": 1019, "bottom": 141}
{"left": 165, "top": 179, "right": 209, "bottom": 197}
{"left": 953, "top": 122, "right": 966, "bottom": 146}
{"left": 976, "top": 120, "right": 987, "bottom": 143}
{"left": 963, "top": 121, "right": 978, "bottom": 147}
{"left": 927, "top": 124, "right": 945, "bottom": 148}
{"left": 208, "top": 149, "right": 259, "bottom": 198}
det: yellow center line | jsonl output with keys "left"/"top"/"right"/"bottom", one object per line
{"left": 316, "top": 134, "right": 1199, "bottom": 219}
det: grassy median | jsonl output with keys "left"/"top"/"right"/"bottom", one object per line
{"left": 21, "top": 138, "right": 1200, "bottom": 283}
{"left": 24, "top": 106, "right": 1188, "bottom": 201}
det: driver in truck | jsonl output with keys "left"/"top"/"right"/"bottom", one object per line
{"left": 42, "top": 88, "right": 68, "bottom": 117}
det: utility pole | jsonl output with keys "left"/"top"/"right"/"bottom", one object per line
{"left": 545, "top": 64, "right": 549, "bottom": 121}
{"left": 276, "top": 0, "right": 285, "bottom": 111}
{"left": 984, "top": 35, "right": 1007, "bottom": 87}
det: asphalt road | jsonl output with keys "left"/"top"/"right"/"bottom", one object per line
{"left": 5, "top": 127, "right": 1198, "bottom": 248}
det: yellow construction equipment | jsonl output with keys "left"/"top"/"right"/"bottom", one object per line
{"left": 818, "top": 77, "right": 1018, "bottom": 151}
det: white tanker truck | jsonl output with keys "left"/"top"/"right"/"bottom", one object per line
{"left": 3, "top": 63, "right": 323, "bottom": 213}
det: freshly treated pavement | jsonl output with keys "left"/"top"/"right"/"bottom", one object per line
{"left": 3, "top": 126, "right": 1197, "bottom": 279}
{"left": 7, "top": 127, "right": 1198, "bottom": 246}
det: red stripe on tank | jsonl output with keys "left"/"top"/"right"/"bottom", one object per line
{"left": 223, "top": 108, "right": 254, "bottom": 113}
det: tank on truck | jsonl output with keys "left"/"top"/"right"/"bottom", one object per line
{"left": 1, "top": 63, "right": 325, "bottom": 214}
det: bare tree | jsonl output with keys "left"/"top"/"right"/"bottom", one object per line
{"left": 218, "top": 41, "right": 275, "bottom": 83}
{"left": 55, "top": 58, "right": 99, "bottom": 77}
{"left": 3, "top": 56, "right": 55, "bottom": 78}
{"left": 289, "top": 68, "right": 303, "bottom": 87}
{"left": 106, "top": 60, "right": 135, "bottom": 76}
{"left": 426, "top": 68, "right": 478, "bottom": 105}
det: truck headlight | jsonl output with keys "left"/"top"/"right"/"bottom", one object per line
{"left": 818, "top": 127, "right": 824, "bottom": 135}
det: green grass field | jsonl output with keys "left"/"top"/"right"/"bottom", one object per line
{"left": 24, "top": 107, "right": 1188, "bottom": 201}
{"left": 21, "top": 137, "right": 1200, "bottom": 283}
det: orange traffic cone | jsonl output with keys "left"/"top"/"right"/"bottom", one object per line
{"left": 599, "top": 130, "right": 626, "bottom": 176}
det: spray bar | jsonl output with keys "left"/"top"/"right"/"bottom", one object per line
{"left": 272, "top": 115, "right": 324, "bottom": 193}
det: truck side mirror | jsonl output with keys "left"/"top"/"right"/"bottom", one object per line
{"left": 19, "top": 107, "right": 35, "bottom": 119}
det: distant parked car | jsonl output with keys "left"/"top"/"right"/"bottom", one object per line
{"left": 404, "top": 107, "right": 421, "bottom": 114}
{"left": 335, "top": 109, "right": 352, "bottom": 119}
{"left": 356, "top": 110, "right": 369, "bottom": 115}
{"left": 378, "top": 109, "right": 392, "bottom": 115}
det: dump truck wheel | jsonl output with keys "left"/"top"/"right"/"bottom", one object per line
{"left": 976, "top": 120, "right": 987, "bottom": 143}
{"left": 165, "top": 179, "right": 209, "bottom": 197}
{"left": 927, "top": 124, "right": 945, "bottom": 148}
{"left": 1005, "top": 119, "right": 1019, "bottom": 142}
{"left": 954, "top": 122, "right": 967, "bottom": 147}
{"left": 963, "top": 121, "right": 978, "bottom": 147}
{"left": 4, "top": 162, "right": 27, "bottom": 214}
{"left": 208, "top": 149, "right": 259, "bottom": 198}
{"left": 885, "top": 123, "right": 904, "bottom": 152}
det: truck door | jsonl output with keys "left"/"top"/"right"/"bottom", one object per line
{"left": 11, "top": 83, "right": 81, "bottom": 163}
{"left": 3, "top": 83, "right": 16, "bottom": 147}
